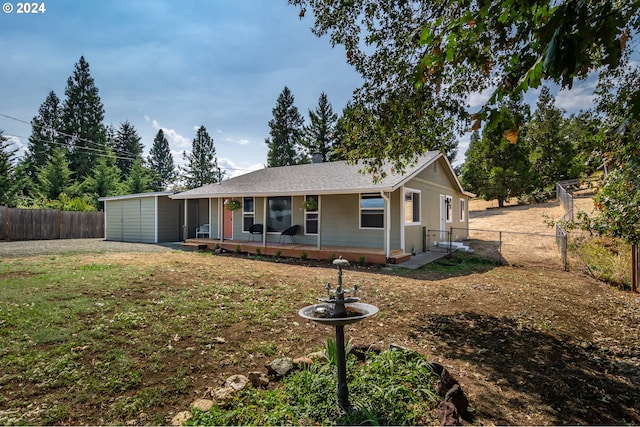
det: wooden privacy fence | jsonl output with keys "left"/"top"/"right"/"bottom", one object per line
{"left": 1, "top": 206, "right": 104, "bottom": 241}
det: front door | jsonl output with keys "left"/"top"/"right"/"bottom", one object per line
{"left": 223, "top": 198, "right": 233, "bottom": 239}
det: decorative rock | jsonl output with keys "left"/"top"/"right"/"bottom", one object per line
{"left": 170, "top": 411, "right": 192, "bottom": 426}
{"left": 212, "top": 386, "right": 236, "bottom": 407}
{"left": 436, "top": 401, "right": 461, "bottom": 426}
{"left": 293, "top": 357, "right": 313, "bottom": 369}
{"left": 225, "top": 374, "right": 250, "bottom": 391}
{"left": 266, "top": 357, "right": 294, "bottom": 377}
{"left": 190, "top": 398, "right": 214, "bottom": 412}
{"left": 248, "top": 371, "right": 270, "bottom": 388}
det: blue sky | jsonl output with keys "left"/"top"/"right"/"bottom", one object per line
{"left": 0, "top": 0, "right": 363, "bottom": 176}
{"left": 0, "top": 0, "right": 597, "bottom": 177}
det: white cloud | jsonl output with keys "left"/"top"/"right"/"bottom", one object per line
{"left": 147, "top": 118, "right": 191, "bottom": 151}
{"left": 218, "top": 157, "right": 264, "bottom": 179}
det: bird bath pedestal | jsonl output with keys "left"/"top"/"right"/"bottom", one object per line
{"left": 298, "top": 258, "right": 379, "bottom": 410}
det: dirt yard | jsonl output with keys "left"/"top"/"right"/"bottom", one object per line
{"left": 2, "top": 198, "right": 639, "bottom": 425}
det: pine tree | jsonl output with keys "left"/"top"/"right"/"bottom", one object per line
{"left": 147, "top": 129, "right": 176, "bottom": 190}
{"left": 111, "top": 121, "right": 143, "bottom": 177}
{"left": 0, "top": 130, "right": 18, "bottom": 206}
{"left": 265, "top": 87, "right": 305, "bottom": 167}
{"left": 524, "top": 86, "right": 575, "bottom": 190}
{"left": 182, "top": 126, "right": 221, "bottom": 189}
{"left": 81, "top": 153, "right": 123, "bottom": 206}
{"left": 37, "top": 148, "right": 73, "bottom": 201}
{"left": 61, "top": 56, "right": 107, "bottom": 178}
{"left": 25, "top": 91, "right": 63, "bottom": 182}
{"left": 125, "top": 159, "right": 152, "bottom": 194}
{"left": 303, "top": 92, "right": 338, "bottom": 162}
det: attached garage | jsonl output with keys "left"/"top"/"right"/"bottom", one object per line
{"left": 99, "top": 192, "right": 184, "bottom": 243}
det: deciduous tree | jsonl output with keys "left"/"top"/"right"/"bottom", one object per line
{"left": 291, "top": 0, "right": 639, "bottom": 174}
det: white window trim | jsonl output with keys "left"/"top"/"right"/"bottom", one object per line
{"left": 459, "top": 198, "right": 466, "bottom": 222}
{"left": 359, "top": 193, "right": 385, "bottom": 230}
{"left": 241, "top": 197, "right": 255, "bottom": 233}
{"left": 304, "top": 195, "right": 319, "bottom": 235}
{"left": 403, "top": 188, "right": 421, "bottom": 225}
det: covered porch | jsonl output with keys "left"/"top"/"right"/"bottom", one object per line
{"left": 181, "top": 238, "right": 411, "bottom": 265}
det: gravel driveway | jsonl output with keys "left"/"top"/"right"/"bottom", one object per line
{"left": 0, "top": 238, "right": 182, "bottom": 258}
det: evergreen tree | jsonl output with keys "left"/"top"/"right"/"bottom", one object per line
{"left": 460, "top": 96, "right": 533, "bottom": 207}
{"left": 564, "top": 111, "right": 603, "bottom": 177}
{"left": 524, "top": 87, "right": 576, "bottom": 190}
{"left": 182, "top": 126, "right": 221, "bottom": 189}
{"left": 25, "top": 91, "right": 63, "bottom": 183}
{"left": 147, "top": 129, "right": 176, "bottom": 189}
{"left": 111, "top": 121, "right": 143, "bottom": 177}
{"left": 37, "top": 148, "right": 73, "bottom": 201}
{"left": 81, "top": 153, "right": 123, "bottom": 208}
{"left": 265, "top": 87, "right": 305, "bottom": 167}
{"left": 303, "top": 92, "right": 338, "bottom": 162}
{"left": 125, "top": 159, "right": 152, "bottom": 194}
{"left": 0, "top": 130, "right": 18, "bottom": 206}
{"left": 61, "top": 56, "right": 107, "bottom": 178}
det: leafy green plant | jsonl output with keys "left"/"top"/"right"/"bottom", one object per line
{"left": 358, "top": 255, "right": 366, "bottom": 266}
{"left": 188, "top": 348, "right": 441, "bottom": 426}
{"left": 275, "top": 250, "right": 281, "bottom": 258}
{"left": 235, "top": 244, "right": 241, "bottom": 254}
{"left": 324, "top": 336, "right": 353, "bottom": 366}
{"left": 328, "top": 253, "right": 337, "bottom": 263}
{"left": 300, "top": 251, "right": 308, "bottom": 261}
{"left": 255, "top": 247, "right": 261, "bottom": 256}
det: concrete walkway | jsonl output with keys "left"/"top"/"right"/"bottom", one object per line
{"left": 396, "top": 250, "right": 450, "bottom": 269}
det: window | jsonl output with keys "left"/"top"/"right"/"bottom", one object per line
{"left": 459, "top": 198, "right": 466, "bottom": 222}
{"left": 404, "top": 189, "right": 420, "bottom": 224}
{"left": 360, "top": 193, "right": 384, "bottom": 229}
{"left": 267, "top": 196, "right": 292, "bottom": 232}
{"left": 304, "top": 195, "right": 318, "bottom": 235}
{"left": 242, "top": 197, "right": 254, "bottom": 232}
{"left": 445, "top": 195, "right": 453, "bottom": 223}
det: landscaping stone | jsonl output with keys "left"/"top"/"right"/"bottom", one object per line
{"left": 170, "top": 411, "right": 192, "bottom": 426}
{"left": 212, "top": 386, "right": 236, "bottom": 407}
{"left": 190, "top": 398, "right": 214, "bottom": 412}
{"left": 266, "top": 357, "right": 294, "bottom": 377}
{"left": 225, "top": 374, "right": 250, "bottom": 391}
{"left": 248, "top": 371, "right": 270, "bottom": 388}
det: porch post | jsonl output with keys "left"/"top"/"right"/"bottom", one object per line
{"left": 263, "top": 196, "right": 267, "bottom": 247}
{"left": 380, "top": 191, "right": 391, "bottom": 260}
{"left": 317, "top": 195, "right": 322, "bottom": 250}
{"left": 183, "top": 199, "right": 188, "bottom": 240}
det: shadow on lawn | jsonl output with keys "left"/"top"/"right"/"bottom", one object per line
{"left": 410, "top": 312, "right": 640, "bottom": 425}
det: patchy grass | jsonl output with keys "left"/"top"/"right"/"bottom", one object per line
{"left": 569, "top": 235, "right": 632, "bottom": 289}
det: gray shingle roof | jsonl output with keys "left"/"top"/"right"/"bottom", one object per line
{"left": 171, "top": 151, "right": 453, "bottom": 199}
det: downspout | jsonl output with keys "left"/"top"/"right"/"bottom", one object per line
{"left": 380, "top": 191, "right": 391, "bottom": 260}
{"left": 263, "top": 196, "right": 267, "bottom": 247}
{"left": 183, "top": 199, "right": 188, "bottom": 241}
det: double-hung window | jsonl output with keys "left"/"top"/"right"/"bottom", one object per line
{"left": 445, "top": 195, "right": 453, "bottom": 223}
{"left": 242, "top": 197, "right": 254, "bottom": 232}
{"left": 360, "top": 193, "right": 384, "bottom": 229}
{"left": 404, "top": 189, "right": 421, "bottom": 224}
{"left": 304, "top": 195, "right": 318, "bottom": 235}
{"left": 459, "top": 198, "right": 466, "bottom": 222}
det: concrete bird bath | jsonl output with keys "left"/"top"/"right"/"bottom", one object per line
{"left": 298, "top": 257, "right": 379, "bottom": 410}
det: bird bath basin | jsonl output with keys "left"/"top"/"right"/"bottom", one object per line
{"left": 298, "top": 302, "right": 379, "bottom": 326}
{"left": 298, "top": 257, "right": 379, "bottom": 410}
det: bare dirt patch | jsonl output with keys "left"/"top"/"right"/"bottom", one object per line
{"left": 2, "top": 201, "right": 639, "bottom": 425}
